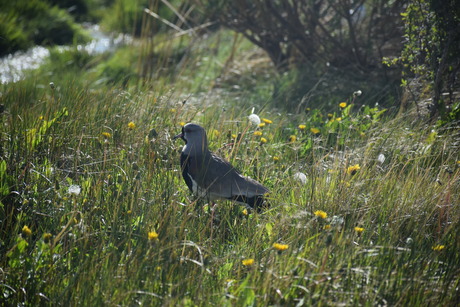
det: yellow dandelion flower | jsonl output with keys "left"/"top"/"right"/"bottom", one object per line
{"left": 258, "top": 122, "right": 266, "bottom": 128}
{"left": 102, "top": 132, "right": 111, "bottom": 138}
{"left": 179, "top": 122, "right": 186, "bottom": 127}
{"left": 253, "top": 131, "right": 263, "bottom": 136}
{"left": 305, "top": 107, "right": 311, "bottom": 112}
{"left": 310, "top": 128, "right": 320, "bottom": 134}
{"left": 314, "top": 210, "right": 328, "bottom": 219}
{"left": 170, "top": 108, "right": 177, "bottom": 113}
{"left": 211, "top": 129, "right": 220, "bottom": 137}
{"left": 289, "top": 135, "right": 297, "bottom": 142}
{"left": 347, "top": 164, "right": 361, "bottom": 175}
{"left": 273, "top": 156, "right": 280, "bottom": 162}
{"left": 38, "top": 115, "right": 44, "bottom": 120}
{"left": 327, "top": 113, "right": 333, "bottom": 118}
{"left": 260, "top": 137, "right": 267, "bottom": 144}
{"left": 354, "top": 227, "right": 364, "bottom": 233}
{"left": 273, "top": 243, "right": 289, "bottom": 251}
{"left": 323, "top": 225, "right": 331, "bottom": 230}
{"left": 336, "top": 117, "right": 342, "bottom": 121}
{"left": 127, "top": 210, "right": 132, "bottom": 215}
{"left": 262, "top": 118, "right": 273, "bottom": 124}
{"left": 339, "top": 102, "right": 347, "bottom": 108}
{"left": 242, "top": 258, "right": 255, "bottom": 266}
{"left": 22, "top": 225, "right": 32, "bottom": 237}
{"left": 43, "top": 232, "right": 52, "bottom": 242}
{"left": 148, "top": 231, "right": 159, "bottom": 240}
{"left": 231, "top": 134, "right": 237, "bottom": 139}
{"left": 298, "top": 124, "right": 307, "bottom": 130}
{"left": 456, "top": 160, "right": 460, "bottom": 164}
{"left": 242, "top": 208, "right": 248, "bottom": 216}
{"left": 432, "top": 244, "right": 445, "bottom": 251}
{"left": 128, "top": 121, "right": 136, "bottom": 129}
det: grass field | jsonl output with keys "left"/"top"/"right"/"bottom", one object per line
{"left": 1, "top": 31, "right": 459, "bottom": 306}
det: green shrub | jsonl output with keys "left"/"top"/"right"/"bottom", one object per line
{"left": 0, "top": 0, "right": 89, "bottom": 54}
{"left": 0, "top": 12, "right": 31, "bottom": 56}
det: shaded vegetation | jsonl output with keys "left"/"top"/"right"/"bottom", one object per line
{"left": 0, "top": 0, "right": 89, "bottom": 56}
{"left": 0, "top": 1, "right": 459, "bottom": 305}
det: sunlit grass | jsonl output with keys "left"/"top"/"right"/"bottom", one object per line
{"left": 1, "top": 75, "right": 458, "bottom": 305}
{"left": 1, "top": 28, "right": 459, "bottom": 306}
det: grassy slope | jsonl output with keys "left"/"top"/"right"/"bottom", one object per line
{"left": 1, "top": 31, "right": 459, "bottom": 306}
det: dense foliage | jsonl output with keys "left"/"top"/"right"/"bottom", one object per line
{"left": 0, "top": 1, "right": 459, "bottom": 305}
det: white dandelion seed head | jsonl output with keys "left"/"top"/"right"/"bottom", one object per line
{"left": 377, "top": 153, "right": 386, "bottom": 164}
{"left": 331, "top": 215, "right": 345, "bottom": 226}
{"left": 68, "top": 184, "right": 81, "bottom": 196}
{"left": 353, "top": 90, "right": 362, "bottom": 97}
{"left": 248, "top": 113, "right": 261, "bottom": 125}
{"left": 293, "top": 172, "right": 307, "bottom": 184}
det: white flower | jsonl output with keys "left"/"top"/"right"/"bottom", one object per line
{"left": 248, "top": 113, "right": 261, "bottom": 125}
{"left": 68, "top": 184, "right": 81, "bottom": 196}
{"left": 293, "top": 172, "right": 307, "bottom": 184}
{"left": 377, "top": 153, "right": 385, "bottom": 164}
{"left": 353, "top": 90, "right": 362, "bottom": 97}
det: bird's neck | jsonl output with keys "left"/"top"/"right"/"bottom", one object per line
{"left": 182, "top": 141, "right": 208, "bottom": 156}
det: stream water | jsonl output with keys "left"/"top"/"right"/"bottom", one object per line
{"left": 0, "top": 24, "right": 130, "bottom": 84}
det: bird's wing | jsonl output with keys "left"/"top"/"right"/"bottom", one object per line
{"left": 180, "top": 152, "right": 194, "bottom": 193}
{"left": 201, "top": 153, "right": 268, "bottom": 199}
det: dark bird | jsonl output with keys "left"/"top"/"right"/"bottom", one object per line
{"left": 173, "top": 123, "right": 269, "bottom": 211}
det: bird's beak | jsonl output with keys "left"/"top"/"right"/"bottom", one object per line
{"left": 172, "top": 132, "right": 183, "bottom": 140}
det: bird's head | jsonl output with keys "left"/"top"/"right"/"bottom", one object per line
{"left": 173, "top": 123, "right": 208, "bottom": 153}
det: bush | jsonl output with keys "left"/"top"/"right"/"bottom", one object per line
{"left": 386, "top": 0, "right": 460, "bottom": 122}
{"left": 0, "top": 0, "right": 89, "bottom": 55}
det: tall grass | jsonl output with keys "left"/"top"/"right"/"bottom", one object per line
{"left": 1, "top": 73, "right": 458, "bottom": 305}
{"left": 1, "top": 23, "right": 459, "bottom": 306}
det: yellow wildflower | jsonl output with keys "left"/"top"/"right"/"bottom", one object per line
{"left": 148, "top": 231, "right": 159, "bottom": 240}
{"left": 242, "top": 208, "right": 248, "bottom": 216}
{"left": 262, "top": 118, "right": 273, "bottom": 124}
{"left": 273, "top": 243, "right": 289, "bottom": 251}
{"left": 327, "top": 113, "right": 333, "bottom": 118}
{"left": 260, "top": 137, "right": 267, "bottom": 144}
{"left": 289, "top": 135, "right": 297, "bottom": 142}
{"left": 231, "top": 134, "right": 237, "bottom": 139}
{"left": 273, "top": 156, "right": 280, "bottom": 162}
{"left": 347, "top": 164, "right": 361, "bottom": 175}
{"left": 211, "top": 129, "right": 220, "bottom": 137}
{"left": 127, "top": 210, "right": 132, "bottom": 215}
{"left": 179, "top": 122, "right": 186, "bottom": 127}
{"left": 310, "top": 128, "right": 320, "bottom": 134}
{"left": 336, "top": 117, "right": 342, "bottom": 121}
{"left": 102, "top": 132, "right": 111, "bottom": 138}
{"left": 305, "top": 107, "right": 311, "bottom": 112}
{"left": 170, "top": 108, "right": 176, "bottom": 113}
{"left": 22, "top": 225, "right": 32, "bottom": 237}
{"left": 314, "top": 210, "right": 328, "bottom": 219}
{"left": 253, "top": 131, "right": 263, "bottom": 137}
{"left": 298, "top": 124, "right": 307, "bottom": 130}
{"left": 242, "top": 258, "right": 255, "bottom": 266}
{"left": 354, "top": 227, "right": 364, "bottom": 233}
{"left": 258, "top": 122, "right": 266, "bottom": 128}
{"left": 43, "top": 233, "right": 52, "bottom": 242}
{"left": 432, "top": 244, "right": 445, "bottom": 251}
{"left": 323, "top": 225, "right": 331, "bottom": 230}
{"left": 38, "top": 115, "right": 44, "bottom": 120}
{"left": 128, "top": 121, "right": 136, "bottom": 129}
{"left": 339, "top": 102, "right": 347, "bottom": 108}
